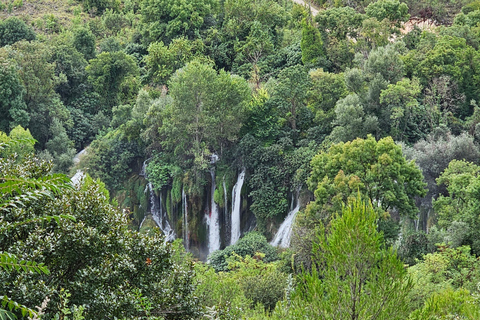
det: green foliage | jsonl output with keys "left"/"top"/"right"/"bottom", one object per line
{"left": 145, "top": 37, "right": 205, "bottom": 84}
{"left": 140, "top": 0, "right": 218, "bottom": 43}
{"left": 86, "top": 51, "right": 139, "bottom": 111}
{"left": 0, "top": 17, "right": 36, "bottom": 47}
{"left": 365, "top": 0, "right": 410, "bottom": 26}
{"left": 160, "top": 59, "right": 250, "bottom": 180}
{"left": 82, "top": 0, "right": 119, "bottom": 14}
{"left": 409, "top": 287, "right": 480, "bottom": 320}
{"left": 380, "top": 77, "right": 425, "bottom": 142}
{"left": 82, "top": 129, "right": 144, "bottom": 191}
{"left": 270, "top": 64, "right": 310, "bottom": 133}
{"left": 408, "top": 245, "right": 480, "bottom": 311}
{"left": 405, "top": 35, "right": 480, "bottom": 117}
{"left": 0, "top": 56, "right": 28, "bottom": 133}
{"left": 44, "top": 118, "right": 76, "bottom": 173}
{"left": 433, "top": 159, "right": 480, "bottom": 254}
{"left": 146, "top": 153, "right": 180, "bottom": 191}
{"left": 329, "top": 93, "right": 379, "bottom": 142}
{"left": 0, "top": 126, "right": 35, "bottom": 159}
{"left": 300, "top": 18, "right": 325, "bottom": 67}
{"left": 207, "top": 232, "right": 278, "bottom": 272}
{"left": 73, "top": 28, "right": 96, "bottom": 61}
{"left": 275, "top": 198, "right": 412, "bottom": 319}
{"left": 227, "top": 253, "right": 288, "bottom": 311}
{"left": 1, "top": 152, "right": 199, "bottom": 319}
{"left": 306, "top": 136, "right": 427, "bottom": 227}
{"left": 7, "top": 40, "right": 70, "bottom": 149}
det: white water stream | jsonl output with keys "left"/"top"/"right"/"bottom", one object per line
{"left": 270, "top": 190, "right": 300, "bottom": 248}
{"left": 182, "top": 187, "right": 189, "bottom": 251}
{"left": 148, "top": 183, "right": 175, "bottom": 242}
{"left": 207, "top": 169, "right": 221, "bottom": 254}
{"left": 231, "top": 168, "right": 246, "bottom": 245}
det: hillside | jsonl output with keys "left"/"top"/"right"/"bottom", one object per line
{"left": 2, "top": 0, "right": 480, "bottom": 318}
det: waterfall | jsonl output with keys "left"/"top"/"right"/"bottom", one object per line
{"left": 207, "top": 168, "right": 221, "bottom": 254}
{"left": 182, "top": 187, "right": 189, "bottom": 251}
{"left": 270, "top": 189, "right": 300, "bottom": 248}
{"left": 148, "top": 183, "right": 175, "bottom": 242}
{"left": 71, "top": 170, "right": 85, "bottom": 186}
{"left": 231, "top": 168, "right": 246, "bottom": 245}
{"left": 223, "top": 176, "right": 229, "bottom": 244}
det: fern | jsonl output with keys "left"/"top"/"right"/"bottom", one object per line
{"left": 0, "top": 295, "right": 36, "bottom": 320}
{"left": 0, "top": 253, "right": 49, "bottom": 275}
{"left": 0, "top": 175, "right": 72, "bottom": 196}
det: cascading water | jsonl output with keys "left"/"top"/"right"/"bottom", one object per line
{"left": 207, "top": 168, "right": 221, "bottom": 254}
{"left": 231, "top": 168, "right": 246, "bottom": 245}
{"left": 182, "top": 187, "right": 189, "bottom": 251}
{"left": 223, "top": 176, "right": 229, "bottom": 244}
{"left": 148, "top": 183, "right": 175, "bottom": 242}
{"left": 270, "top": 189, "right": 300, "bottom": 248}
{"left": 71, "top": 170, "right": 85, "bottom": 186}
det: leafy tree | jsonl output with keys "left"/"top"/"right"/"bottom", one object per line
{"left": 407, "top": 245, "right": 480, "bottom": 312}
{"left": 86, "top": 51, "right": 139, "bottom": 112}
{"left": 409, "top": 288, "right": 480, "bottom": 320}
{"left": 402, "top": 129, "right": 480, "bottom": 232}
{"left": 145, "top": 37, "right": 205, "bottom": 84}
{"left": 379, "top": 77, "right": 426, "bottom": 142}
{"left": 160, "top": 60, "right": 250, "bottom": 176}
{"left": 307, "top": 69, "right": 348, "bottom": 136}
{"left": 1, "top": 125, "right": 35, "bottom": 159}
{"left": 315, "top": 7, "right": 364, "bottom": 41}
{"left": 433, "top": 159, "right": 480, "bottom": 254}
{"left": 270, "top": 65, "right": 310, "bottom": 134}
{"left": 227, "top": 253, "right": 288, "bottom": 311}
{"left": 8, "top": 41, "right": 70, "bottom": 149}
{"left": 73, "top": 27, "right": 96, "bottom": 61}
{"left": 0, "top": 55, "right": 28, "bottom": 132}
{"left": 300, "top": 18, "right": 325, "bottom": 67}
{"left": 405, "top": 35, "right": 480, "bottom": 117}
{"left": 235, "top": 21, "right": 274, "bottom": 87}
{"left": 306, "top": 136, "right": 427, "bottom": 226}
{"left": 1, "top": 150, "right": 199, "bottom": 319}
{"left": 365, "top": 0, "right": 410, "bottom": 27}
{"left": 0, "top": 17, "right": 36, "bottom": 47}
{"left": 274, "top": 198, "right": 413, "bottom": 319}
{"left": 44, "top": 118, "right": 76, "bottom": 173}
{"left": 329, "top": 94, "right": 379, "bottom": 142}
{"left": 82, "top": 129, "right": 144, "bottom": 191}
{"left": 140, "top": 0, "right": 218, "bottom": 43}
{"left": 0, "top": 137, "right": 73, "bottom": 320}
{"left": 51, "top": 43, "right": 89, "bottom": 105}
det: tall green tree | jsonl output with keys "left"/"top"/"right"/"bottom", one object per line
{"left": 300, "top": 18, "right": 325, "bottom": 67}
{"left": 306, "top": 136, "right": 427, "bottom": 224}
{"left": 274, "top": 198, "right": 413, "bottom": 319}
{"left": 0, "top": 55, "right": 28, "bottom": 132}
{"left": 86, "top": 51, "right": 139, "bottom": 112}
{"left": 141, "top": 0, "right": 218, "bottom": 43}
{"left": 433, "top": 159, "right": 480, "bottom": 254}
{"left": 160, "top": 60, "right": 250, "bottom": 175}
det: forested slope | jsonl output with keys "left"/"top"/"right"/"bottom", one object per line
{"left": 2, "top": 0, "right": 480, "bottom": 318}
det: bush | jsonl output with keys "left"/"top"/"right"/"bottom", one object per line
{"left": 208, "top": 232, "right": 278, "bottom": 272}
{"left": 0, "top": 17, "right": 36, "bottom": 47}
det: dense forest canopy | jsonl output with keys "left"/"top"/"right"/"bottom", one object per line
{"left": 2, "top": 0, "right": 480, "bottom": 318}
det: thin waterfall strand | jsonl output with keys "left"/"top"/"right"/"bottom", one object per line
{"left": 182, "top": 187, "right": 189, "bottom": 251}
{"left": 231, "top": 168, "right": 246, "bottom": 245}
{"left": 207, "top": 168, "right": 221, "bottom": 253}
{"left": 270, "top": 189, "right": 300, "bottom": 248}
